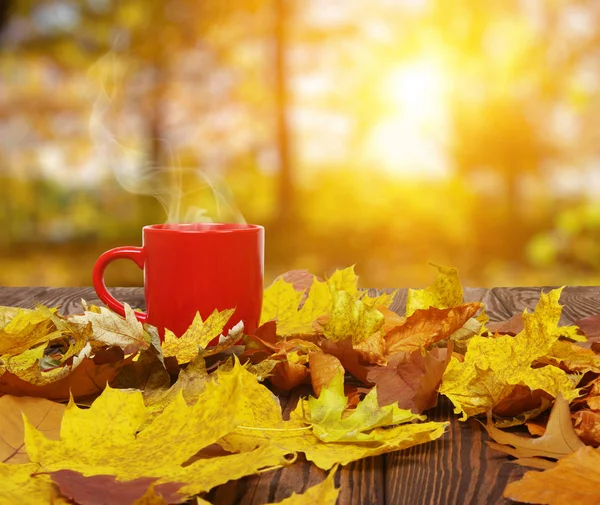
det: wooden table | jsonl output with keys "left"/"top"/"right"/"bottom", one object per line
{"left": 2, "top": 285, "right": 599, "bottom": 505}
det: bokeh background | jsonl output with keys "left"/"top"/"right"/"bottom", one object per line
{"left": 1, "top": 0, "right": 600, "bottom": 288}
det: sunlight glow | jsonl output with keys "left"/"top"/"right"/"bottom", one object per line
{"left": 365, "top": 59, "right": 451, "bottom": 178}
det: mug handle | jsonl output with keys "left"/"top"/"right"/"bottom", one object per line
{"left": 92, "top": 246, "right": 147, "bottom": 323}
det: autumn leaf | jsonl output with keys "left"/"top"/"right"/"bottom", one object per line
{"left": 24, "top": 361, "right": 291, "bottom": 499}
{"left": 277, "top": 269, "right": 320, "bottom": 292}
{"left": 367, "top": 345, "right": 452, "bottom": 413}
{"left": 261, "top": 266, "right": 363, "bottom": 337}
{"left": 70, "top": 303, "right": 149, "bottom": 354}
{"left": 303, "top": 371, "right": 424, "bottom": 442}
{"left": 0, "top": 396, "right": 65, "bottom": 464}
{"left": 269, "top": 355, "right": 311, "bottom": 390}
{"left": 264, "top": 466, "right": 340, "bottom": 505}
{"left": 575, "top": 375, "right": 600, "bottom": 411}
{"left": 47, "top": 470, "right": 183, "bottom": 505}
{"left": 133, "top": 484, "right": 170, "bottom": 505}
{"left": 405, "top": 264, "right": 463, "bottom": 317}
{"left": 385, "top": 303, "right": 482, "bottom": 354}
{"left": 309, "top": 352, "right": 344, "bottom": 397}
{"left": 484, "top": 395, "right": 585, "bottom": 469}
{"left": 321, "top": 289, "right": 384, "bottom": 344}
{"left": 0, "top": 462, "right": 69, "bottom": 504}
{"left": 488, "top": 314, "right": 524, "bottom": 336}
{"left": 572, "top": 410, "right": 600, "bottom": 447}
{"left": 361, "top": 290, "right": 397, "bottom": 309}
{"left": 0, "top": 306, "right": 26, "bottom": 328}
{"left": 503, "top": 446, "right": 600, "bottom": 505}
{"left": 140, "top": 352, "right": 208, "bottom": 424}
{"left": 162, "top": 308, "right": 235, "bottom": 364}
{"left": 537, "top": 339, "right": 600, "bottom": 373}
{"left": 492, "top": 386, "right": 553, "bottom": 427}
{"left": 217, "top": 359, "right": 447, "bottom": 470}
{"left": 0, "top": 305, "right": 57, "bottom": 357}
{"left": 440, "top": 288, "right": 580, "bottom": 419}
{"left": 0, "top": 350, "right": 135, "bottom": 401}
{"left": 573, "top": 314, "right": 600, "bottom": 352}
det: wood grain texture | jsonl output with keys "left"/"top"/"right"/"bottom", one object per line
{"left": 493, "top": 286, "right": 600, "bottom": 325}
{"left": 2, "top": 286, "right": 598, "bottom": 504}
{"left": 0, "top": 287, "right": 145, "bottom": 315}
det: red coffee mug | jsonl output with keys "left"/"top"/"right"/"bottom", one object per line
{"left": 92, "top": 223, "right": 264, "bottom": 338}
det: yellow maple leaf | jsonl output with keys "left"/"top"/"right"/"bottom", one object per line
{"left": 440, "top": 288, "right": 580, "bottom": 420}
{"left": 0, "top": 306, "right": 57, "bottom": 357}
{"left": 406, "top": 264, "right": 463, "bottom": 317}
{"left": 361, "top": 290, "right": 397, "bottom": 309}
{"left": 321, "top": 289, "right": 384, "bottom": 344}
{"left": 0, "top": 462, "right": 69, "bottom": 504}
{"left": 264, "top": 466, "right": 340, "bottom": 505}
{"left": 0, "top": 306, "right": 25, "bottom": 328}
{"left": 218, "top": 364, "right": 447, "bottom": 470}
{"left": 162, "top": 308, "right": 235, "bottom": 364}
{"left": 261, "top": 267, "right": 362, "bottom": 337}
{"left": 24, "top": 361, "right": 291, "bottom": 499}
{"left": 326, "top": 266, "right": 359, "bottom": 295}
{"left": 303, "top": 371, "right": 423, "bottom": 442}
{"left": 132, "top": 484, "right": 168, "bottom": 505}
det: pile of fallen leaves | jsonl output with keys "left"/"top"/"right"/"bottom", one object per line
{"left": 1, "top": 265, "right": 600, "bottom": 504}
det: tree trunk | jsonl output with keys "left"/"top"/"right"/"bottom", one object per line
{"left": 274, "top": 0, "right": 294, "bottom": 226}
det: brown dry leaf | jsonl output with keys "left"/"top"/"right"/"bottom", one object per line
{"left": 0, "top": 396, "right": 65, "bottom": 464}
{"left": 487, "top": 314, "right": 524, "bottom": 336}
{"left": 572, "top": 410, "right": 600, "bottom": 447}
{"left": 270, "top": 358, "right": 310, "bottom": 390}
{"left": 379, "top": 306, "right": 407, "bottom": 334}
{"left": 526, "top": 419, "right": 548, "bottom": 437}
{"left": 318, "top": 338, "right": 372, "bottom": 384}
{"left": 385, "top": 303, "right": 482, "bottom": 354}
{"left": 352, "top": 331, "right": 387, "bottom": 366}
{"left": 367, "top": 346, "right": 452, "bottom": 413}
{"left": 484, "top": 395, "right": 585, "bottom": 468}
{"left": 503, "top": 446, "right": 600, "bottom": 505}
{"left": 573, "top": 375, "right": 600, "bottom": 411}
{"left": 0, "top": 351, "right": 135, "bottom": 401}
{"left": 537, "top": 340, "right": 600, "bottom": 374}
{"left": 573, "top": 314, "right": 600, "bottom": 352}
{"left": 277, "top": 269, "right": 319, "bottom": 292}
{"left": 308, "top": 352, "right": 344, "bottom": 397}
{"left": 48, "top": 470, "right": 183, "bottom": 505}
{"left": 492, "top": 386, "right": 553, "bottom": 419}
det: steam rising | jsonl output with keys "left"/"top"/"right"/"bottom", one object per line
{"left": 88, "top": 52, "right": 245, "bottom": 225}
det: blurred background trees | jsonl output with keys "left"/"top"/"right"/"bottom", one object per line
{"left": 1, "top": 0, "right": 600, "bottom": 288}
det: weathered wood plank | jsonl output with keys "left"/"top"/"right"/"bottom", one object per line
{"left": 0, "top": 286, "right": 50, "bottom": 309}
{"left": 0, "top": 286, "right": 145, "bottom": 315}
{"left": 492, "top": 286, "right": 600, "bottom": 325}
{"left": 2, "top": 286, "right": 598, "bottom": 505}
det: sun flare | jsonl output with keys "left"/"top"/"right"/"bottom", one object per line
{"left": 365, "top": 58, "right": 451, "bottom": 178}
